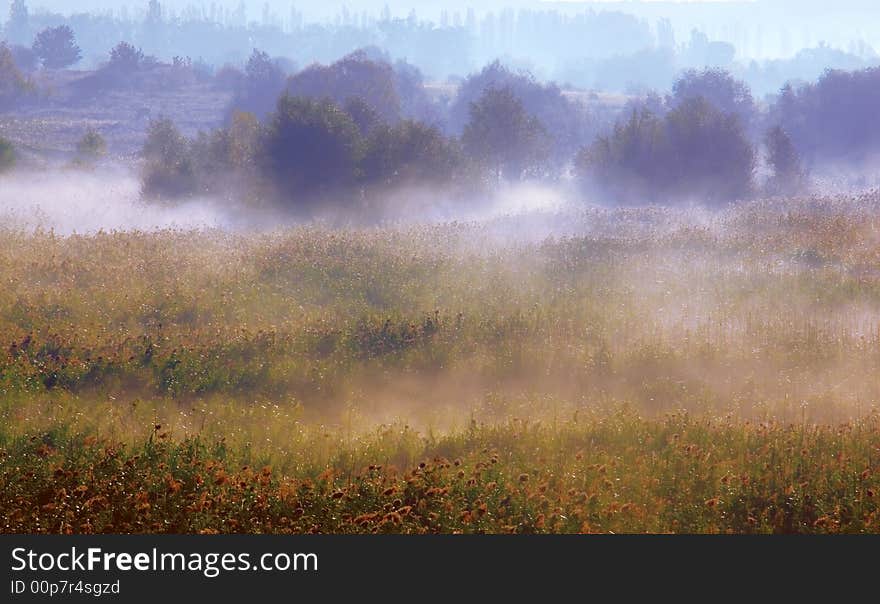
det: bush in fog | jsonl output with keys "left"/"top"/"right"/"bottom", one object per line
{"left": 73, "top": 128, "right": 106, "bottom": 166}
{"left": 287, "top": 50, "right": 402, "bottom": 124}
{"left": 664, "top": 98, "right": 755, "bottom": 202}
{"left": 0, "top": 137, "right": 15, "bottom": 171}
{"left": 260, "top": 95, "right": 361, "bottom": 204}
{"left": 774, "top": 68, "right": 880, "bottom": 162}
{"left": 361, "top": 120, "right": 462, "bottom": 188}
{"left": 189, "top": 111, "right": 261, "bottom": 193}
{"left": 141, "top": 118, "right": 197, "bottom": 199}
{"left": 107, "top": 42, "right": 145, "bottom": 73}
{"left": 227, "top": 49, "right": 287, "bottom": 120}
{"left": 32, "top": 25, "right": 81, "bottom": 69}
{"left": 0, "top": 44, "right": 35, "bottom": 111}
{"left": 462, "top": 87, "right": 552, "bottom": 181}
{"left": 764, "top": 126, "right": 807, "bottom": 195}
{"left": 576, "top": 109, "right": 667, "bottom": 203}
{"left": 669, "top": 68, "right": 756, "bottom": 130}
{"left": 450, "top": 61, "right": 592, "bottom": 159}
{"left": 577, "top": 97, "right": 755, "bottom": 205}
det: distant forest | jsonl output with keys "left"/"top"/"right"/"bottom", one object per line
{"left": 3, "top": 0, "right": 880, "bottom": 95}
{"left": 4, "top": 1, "right": 880, "bottom": 212}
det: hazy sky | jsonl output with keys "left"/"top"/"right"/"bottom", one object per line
{"left": 10, "top": 0, "right": 880, "bottom": 61}
{"left": 13, "top": 1, "right": 754, "bottom": 21}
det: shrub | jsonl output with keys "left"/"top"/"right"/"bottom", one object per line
{"left": 189, "top": 112, "right": 261, "bottom": 194}
{"left": 107, "top": 42, "right": 145, "bottom": 73}
{"left": 286, "top": 50, "right": 401, "bottom": 124}
{"left": 0, "top": 137, "right": 15, "bottom": 171}
{"left": 73, "top": 128, "right": 107, "bottom": 166}
{"left": 577, "top": 97, "right": 755, "bottom": 205}
{"left": 141, "top": 118, "right": 197, "bottom": 198}
{"left": 260, "top": 95, "right": 361, "bottom": 205}
{"left": 462, "top": 86, "right": 552, "bottom": 181}
{"left": 669, "top": 68, "right": 756, "bottom": 129}
{"left": 774, "top": 68, "right": 880, "bottom": 162}
{"left": 449, "top": 61, "right": 591, "bottom": 158}
{"left": 227, "top": 49, "right": 286, "bottom": 120}
{"left": 361, "top": 120, "right": 461, "bottom": 188}
{"left": 764, "top": 126, "right": 807, "bottom": 195}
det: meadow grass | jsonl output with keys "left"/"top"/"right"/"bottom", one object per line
{"left": 2, "top": 194, "right": 880, "bottom": 533}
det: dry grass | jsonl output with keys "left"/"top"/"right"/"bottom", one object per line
{"left": 3, "top": 193, "right": 880, "bottom": 533}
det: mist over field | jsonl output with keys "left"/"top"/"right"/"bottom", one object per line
{"left": 0, "top": 168, "right": 239, "bottom": 233}
{"left": 2, "top": 1, "right": 880, "bottom": 536}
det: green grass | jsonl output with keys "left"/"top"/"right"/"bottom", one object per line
{"left": 2, "top": 196, "right": 880, "bottom": 532}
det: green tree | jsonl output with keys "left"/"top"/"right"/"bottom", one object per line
{"left": 141, "top": 118, "right": 197, "bottom": 198}
{"left": 462, "top": 86, "right": 551, "bottom": 181}
{"left": 32, "top": 25, "right": 81, "bottom": 69}
{"left": 344, "top": 97, "right": 383, "bottom": 136}
{"left": 764, "top": 125, "right": 806, "bottom": 195}
{"left": 73, "top": 128, "right": 106, "bottom": 166}
{"left": 261, "top": 95, "right": 361, "bottom": 204}
{"left": 575, "top": 109, "right": 667, "bottom": 202}
{"left": 577, "top": 98, "right": 755, "bottom": 205}
{"left": 188, "top": 111, "right": 261, "bottom": 193}
{"left": 361, "top": 120, "right": 460, "bottom": 188}
{"left": 286, "top": 50, "right": 401, "bottom": 124}
{"left": 227, "top": 49, "right": 286, "bottom": 119}
{"left": 664, "top": 97, "right": 755, "bottom": 203}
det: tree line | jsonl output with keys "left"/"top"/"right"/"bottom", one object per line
{"left": 3, "top": 32, "right": 878, "bottom": 208}
{"left": 140, "top": 46, "right": 880, "bottom": 210}
{"left": 140, "top": 50, "right": 592, "bottom": 211}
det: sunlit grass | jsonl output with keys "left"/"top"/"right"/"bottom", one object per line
{"left": 2, "top": 195, "right": 880, "bottom": 532}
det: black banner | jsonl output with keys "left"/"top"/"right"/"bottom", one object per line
{"left": 0, "top": 535, "right": 875, "bottom": 601}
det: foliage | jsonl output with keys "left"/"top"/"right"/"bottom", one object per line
{"left": 0, "top": 136, "right": 15, "bottom": 171}
{"left": 577, "top": 97, "right": 755, "bottom": 204}
{"left": 73, "top": 128, "right": 106, "bottom": 166}
{"left": 450, "top": 60, "right": 592, "bottom": 158}
{"left": 227, "top": 49, "right": 287, "bottom": 120}
{"left": 361, "top": 120, "right": 461, "bottom": 188}
{"left": 764, "top": 126, "right": 807, "bottom": 195}
{"left": 286, "top": 50, "right": 402, "bottom": 124}
{"left": 32, "top": 25, "right": 81, "bottom": 69}
{"left": 141, "top": 118, "right": 197, "bottom": 198}
{"left": 462, "top": 87, "right": 551, "bottom": 181}
{"left": 260, "top": 95, "right": 362, "bottom": 204}
{"left": 188, "top": 111, "right": 261, "bottom": 194}
{"left": 774, "top": 68, "right": 880, "bottom": 162}
{"left": 343, "top": 97, "right": 383, "bottom": 136}
{"left": 107, "top": 41, "right": 145, "bottom": 73}
{"left": 669, "top": 68, "right": 756, "bottom": 128}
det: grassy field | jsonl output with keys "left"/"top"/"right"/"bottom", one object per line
{"left": 2, "top": 195, "right": 880, "bottom": 533}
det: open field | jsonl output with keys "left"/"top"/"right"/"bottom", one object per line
{"left": 0, "top": 68, "right": 231, "bottom": 161}
{"left": 2, "top": 194, "right": 880, "bottom": 533}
